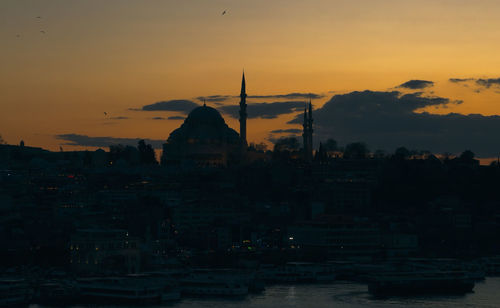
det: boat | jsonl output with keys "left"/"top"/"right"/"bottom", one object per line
{"left": 259, "top": 263, "right": 336, "bottom": 284}
{"left": 368, "top": 270, "right": 475, "bottom": 297}
{"left": 480, "top": 257, "right": 500, "bottom": 276}
{"left": 33, "top": 280, "right": 79, "bottom": 306}
{"left": 132, "top": 272, "right": 182, "bottom": 302}
{"left": 77, "top": 277, "right": 162, "bottom": 304}
{"left": 181, "top": 270, "right": 248, "bottom": 297}
{"left": 0, "top": 278, "right": 33, "bottom": 307}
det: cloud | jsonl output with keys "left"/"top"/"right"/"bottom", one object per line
{"left": 219, "top": 101, "right": 306, "bottom": 119}
{"left": 150, "top": 116, "right": 185, "bottom": 120}
{"left": 56, "top": 134, "right": 164, "bottom": 149}
{"left": 248, "top": 92, "right": 324, "bottom": 99}
{"left": 449, "top": 77, "right": 500, "bottom": 90}
{"left": 109, "top": 116, "right": 129, "bottom": 120}
{"left": 397, "top": 80, "right": 434, "bottom": 90}
{"left": 271, "top": 128, "right": 302, "bottom": 134}
{"left": 196, "top": 95, "right": 232, "bottom": 103}
{"left": 137, "top": 100, "right": 199, "bottom": 114}
{"left": 194, "top": 92, "right": 324, "bottom": 102}
{"left": 267, "top": 135, "right": 301, "bottom": 144}
{"left": 289, "top": 90, "right": 500, "bottom": 156}
{"left": 449, "top": 78, "right": 474, "bottom": 83}
{"left": 476, "top": 78, "right": 500, "bottom": 88}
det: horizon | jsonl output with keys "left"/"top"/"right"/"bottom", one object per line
{"left": 2, "top": 1, "right": 500, "bottom": 158}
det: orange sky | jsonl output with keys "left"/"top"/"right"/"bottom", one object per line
{"left": 1, "top": 0, "right": 500, "bottom": 156}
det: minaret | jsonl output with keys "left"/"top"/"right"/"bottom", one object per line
{"left": 303, "top": 100, "right": 313, "bottom": 162}
{"left": 308, "top": 100, "right": 314, "bottom": 161}
{"left": 302, "top": 105, "right": 309, "bottom": 160}
{"left": 239, "top": 71, "right": 247, "bottom": 146}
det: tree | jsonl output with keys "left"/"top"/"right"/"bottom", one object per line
{"left": 0, "top": 134, "right": 5, "bottom": 144}
{"left": 83, "top": 150, "right": 92, "bottom": 167}
{"left": 138, "top": 140, "right": 157, "bottom": 164}
{"left": 394, "top": 147, "right": 410, "bottom": 160}
{"left": 373, "top": 149, "right": 386, "bottom": 159}
{"left": 272, "top": 137, "right": 301, "bottom": 161}
{"left": 315, "top": 142, "right": 328, "bottom": 162}
{"left": 323, "top": 138, "right": 338, "bottom": 152}
{"left": 343, "top": 142, "right": 369, "bottom": 159}
{"left": 459, "top": 150, "right": 475, "bottom": 162}
{"left": 109, "top": 144, "right": 140, "bottom": 165}
{"left": 248, "top": 142, "right": 267, "bottom": 153}
{"left": 273, "top": 137, "right": 300, "bottom": 153}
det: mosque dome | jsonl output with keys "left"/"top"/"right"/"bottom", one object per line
{"left": 167, "top": 105, "right": 240, "bottom": 145}
{"left": 162, "top": 105, "right": 241, "bottom": 166}
{"left": 185, "top": 105, "right": 225, "bottom": 126}
{"left": 161, "top": 73, "right": 247, "bottom": 166}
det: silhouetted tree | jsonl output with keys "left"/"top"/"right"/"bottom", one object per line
{"left": 373, "top": 149, "right": 386, "bottom": 159}
{"left": 273, "top": 137, "right": 300, "bottom": 161}
{"left": 459, "top": 150, "right": 475, "bottom": 162}
{"left": 323, "top": 138, "right": 338, "bottom": 151}
{"left": 442, "top": 152, "right": 454, "bottom": 161}
{"left": 314, "top": 142, "right": 328, "bottom": 162}
{"left": 109, "top": 144, "right": 140, "bottom": 165}
{"left": 0, "top": 134, "right": 5, "bottom": 144}
{"left": 83, "top": 150, "right": 92, "bottom": 167}
{"left": 20, "top": 140, "right": 24, "bottom": 147}
{"left": 394, "top": 147, "right": 410, "bottom": 160}
{"left": 248, "top": 142, "right": 268, "bottom": 153}
{"left": 138, "top": 140, "right": 157, "bottom": 164}
{"left": 273, "top": 137, "right": 300, "bottom": 153}
{"left": 343, "top": 142, "right": 369, "bottom": 159}
{"left": 160, "top": 143, "right": 168, "bottom": 166}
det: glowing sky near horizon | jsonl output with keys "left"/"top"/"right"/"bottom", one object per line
{"left": 1, "top": 0, "right": 500, "bottom": 156}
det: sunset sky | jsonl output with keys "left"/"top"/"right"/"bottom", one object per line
{"left": 2, "top": 0, "right": 500, "bottom": 158}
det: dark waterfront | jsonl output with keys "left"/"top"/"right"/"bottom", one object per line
{"left": 28, "top": 278, "right": 500, "bottom": 308}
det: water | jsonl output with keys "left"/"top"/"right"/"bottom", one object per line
{"left": 31, "top": 278, "right": 500, "bottom": 308}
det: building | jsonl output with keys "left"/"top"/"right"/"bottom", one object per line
{"left": 288, "top": 215, "right": 382, "bottom": 261}
{"left": 302, "top": 102, "right": 313, "bottom": 162}
{"left": 69, "top": 229, "right": 141, "bottom": 274}
{"left": 161, "top": 73, "right": 248, "bottom": 166}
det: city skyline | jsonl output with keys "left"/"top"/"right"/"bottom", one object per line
{"left": 2, "top": 1, "right": 500, "bottom": 157}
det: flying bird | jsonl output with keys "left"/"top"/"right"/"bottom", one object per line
{"left": 222, "top": 10, "right": 227, "bottom": 15}
{"left": 16, "top": 34, "right": 21, "bottom": 38}
{"left": 40, "top": 30, "right": 46, "bottom": 34}
{"left": 104, "top": 112, "right": 108, "bottom": 116}
{"left": 36, "top": 16, "right": 42, "bottom": 19}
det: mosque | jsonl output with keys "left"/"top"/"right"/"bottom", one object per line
{"left": 161, "top": 73, "right": 313, "bottom": 166}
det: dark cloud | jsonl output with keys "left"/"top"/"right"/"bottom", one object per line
{"left": 137, "top": 100, "right": 199, "bottom": 114}
{"left": 476, "top": 78, "right": 500, "bottom": 88}
{"left": 267, "top": 135, "right": 301, "bottom": 145}
{"left": 449, "top": 77, "right": 500, "bottom": 90}
{"left": 271, "top": 128, "right": 302, "bottom": 134}
{"left": 248, "top": 93, "right": 324, "bottom": 99}
{"left": 150, "top": 116, "right": 184, "bottom": 120}
{"left": 289, "top": 90, "right": 500, "bottom": 156}
{"left": 449, "top": 78, "right": 474, "bottom": 83}
{"left": 109, "top": 116, "right": 128, "bottom": 120}
{"left": 397, "top": 80, "right": 434, "bottom": 90}
{"left": 220, "top": 101, "right": 306, "bottom": 119}
{"left": 196, "top": 95, "right": 233, "bottom": 103}
{"left": 168, "top": 116, "right": 185, "bottom": 120}
{"left": 56, "top": 134, "right": 164, "bottom": 149}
